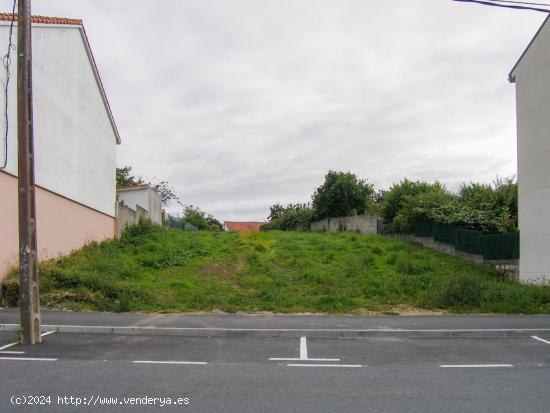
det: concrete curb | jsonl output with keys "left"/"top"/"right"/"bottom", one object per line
{"left": 2, "top": 323, "right": 550, "bottom": 339}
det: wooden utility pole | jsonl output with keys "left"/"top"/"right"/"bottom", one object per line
{"left": 17, "top": 0, "right": 41, "bottom": 345}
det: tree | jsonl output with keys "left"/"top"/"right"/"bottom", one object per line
{"left": 116, "top": 166, "right": 143, "bottom": 187}
{"left": 151, "top": 181, "right": 180, "bottom": 208}
{"left": 311, "top": 171, "right": 374, "bottom": 219}
{"left": 116, "top": 166, "right": 180, "bottom": 208}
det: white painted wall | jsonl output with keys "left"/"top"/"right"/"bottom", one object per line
{"left": 117, "top": 187, "right": 163, "bottom": 224}
{"left": 511, "top": 17, "right": 550, "bottom": 284}
{"left": 0, "top": 24, "right": 117, "bottom": 217}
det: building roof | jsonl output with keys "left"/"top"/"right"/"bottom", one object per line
{"left": 0, "top": 13, "right": 121, "bottom": 144}
{"left": 224, "top": 221, "right": 266, "bottom": 232}
{"left": 509, "top": 15, "right": 550, "bottom": 83}
{"left": 116, "top": 183, "right": 151, "bottom": 192}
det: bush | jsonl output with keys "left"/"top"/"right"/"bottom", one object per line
{"left": 262, "top": 203, "right": 315, "bottom": 231}
{"left": 381, "top": 179, "right": 448, "bottom": 232}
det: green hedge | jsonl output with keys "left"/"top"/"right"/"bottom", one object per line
{"left": 415, "top": 221, "right": 519, "bottom": 260}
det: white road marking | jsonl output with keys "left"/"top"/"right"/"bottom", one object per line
{"left": 269, "top": 357, "right": 340, "bottom": 361}
{"left": 0, "top": 351, "right": 25, "bottom": 354}
{"left": 0, "top": 357, "right": 57, "bottom": 362}
{"left": 440, "top": 364, "right": 514, "bottom": 368}
{"left": 532, "top": 336, "right": 550, "bottom": 345}
{"left": 41, "top": 331, "right": 55, "bottom": 337}
{"left": 287, "top": 364, "right": 363, "bottom": 368}
{"left": 269, "top": 336, "right": 340, "bottom": 362}
{"left": 300, "top": 336, "right": 308, "bottom": 359}
{"left": 0, "top": 342, "right": 19, "bottom": 351}
{"left": 132, "top": 360, "right": 208, "bottom": 365}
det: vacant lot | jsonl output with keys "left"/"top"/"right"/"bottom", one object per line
{"left": 4, "top": 222, "right": 550, "bottom": 314}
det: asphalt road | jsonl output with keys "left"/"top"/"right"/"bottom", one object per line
{"left": 1, "top": 329, "right": 550, "bottom": 412}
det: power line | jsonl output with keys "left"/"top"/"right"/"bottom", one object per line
{"left": 1, "top": 0, "right": 16, "bottom": 169}
{"left": 492, "top": 0, "right": 550, "bottom": 6}
{"left": 453, "top": 0, "right": 550, "bottom": 12}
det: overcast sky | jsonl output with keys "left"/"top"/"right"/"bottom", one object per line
{"left": 29, "top": 0, "right": 547, "bottom": 221}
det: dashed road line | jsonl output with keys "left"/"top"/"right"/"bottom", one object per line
{"left": 0, "top": 357, "right": 57, "bottom": 362}
{"left": 41, "top": 330, "right": 55, "bottom": 338}
{"left": 268, "top": 357, "right": 340, "bottom": 361}
{"left": 132, "top": 360, "right": 208, "bottom": 365}
{"left": 532, "top": 336, "right": 550, "bottom": 345}
{"left": 287, "top": 364, "right": 364, "bottom": 368}
{"left": 0, "top": 351, "right": 25, "bottom": 354}
{"left": 440, "top": 364, "right": 514, "bottom": 368}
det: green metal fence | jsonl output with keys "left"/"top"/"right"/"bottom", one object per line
{"left": 455, "top": 228, "right": 483, "bottom": 255}
{"left": 482, "top": 231, "right": 519, "bottom": 261}
{"left": 414, "top": 219, "right": 433, "bottom": 237}
{"left": 432, "top": 223, "right": 456, "bottom": 245}
{"left": 415, "top": 221, "right": 519, "bottom": 260}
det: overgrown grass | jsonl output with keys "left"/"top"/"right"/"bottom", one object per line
{"left": 4, "top": 221, "right": 550, "bottom": 314}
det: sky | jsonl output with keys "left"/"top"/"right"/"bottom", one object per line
{"left": 28, "top": 0, "right": 548, "bottom": 222}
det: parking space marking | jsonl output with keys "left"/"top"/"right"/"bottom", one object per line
{"left": 269, "top": 336, "right": 340, "bottom": 362}
{"left": 132, "top": 361, "right": 208, "bottom": 365}
{"left": 440, "top": 364, "right": 514, "bottom": 368}
{"left": 0, "top": 342, "right": 19, "bottom": 351}
{"left": 0, "top": 357, "right": 57, "bottom": 362}
{"left": 0, "top": 351, "right": 25, "bottom": 354}
{"left": 270, "top": 357, "right": 341, "bottom": 361}
{"left": 287, "top": 364, "right": 363, "bottom": 368}
{"left": 41, "top": 331, "right": 55, "bottom": 338}
{"left": 532, "top": 336, "right": 550, "bottom": 345}
{"left": 300, "top": 336, "right": 307, "bottom": 359}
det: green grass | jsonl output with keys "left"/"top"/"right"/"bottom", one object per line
{"left": 5, "top": 221, "right": 550, "bottom": 314}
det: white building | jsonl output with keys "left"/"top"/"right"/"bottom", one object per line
{"left": 116, "top": 184, "right": 163, "bottom": 226}
{"left": 0, "top": 15, "right": 120, "bottom": 280}
{"left": 509, "top": 15, "right": 550, "bottom": 284}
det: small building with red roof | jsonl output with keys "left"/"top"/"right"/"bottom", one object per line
{"left": 223, "top": 221, "right": 266, "bottom": 232}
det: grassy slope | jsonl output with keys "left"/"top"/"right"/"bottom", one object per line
{"left": 13, "top": 222, "right": 550, "bottom": 314}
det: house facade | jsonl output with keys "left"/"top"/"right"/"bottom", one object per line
{"left": 0, "top": 15, "right": 120, "bottom": 280}
{"left": 509, "top": 16, "right": 550, "bottom": 284}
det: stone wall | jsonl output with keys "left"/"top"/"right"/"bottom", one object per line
{"left": 310, "top": 215, "right": 382, "bottom": 235}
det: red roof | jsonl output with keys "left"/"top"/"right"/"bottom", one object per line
{"left": 116, "top": 183, "right": 151, "bottom": 192}
{"left": 224, "top": 222, "right": 265, "bottom": 232}
{"left": 0, "top": 13, "right": 82, "bottom": 26}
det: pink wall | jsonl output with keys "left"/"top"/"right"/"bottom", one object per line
{"left": 0, "top": 171, "right": 115, "bottom": 280}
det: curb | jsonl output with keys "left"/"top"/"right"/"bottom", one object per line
{"left": 2, "top": 323, "right": 550, "bottom": 339}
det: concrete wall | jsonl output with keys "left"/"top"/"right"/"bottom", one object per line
{"left": 0, "top": 171, "right": 115, "bottom": 280}
{"left": 310, "top": 215, "right": 381, "bottom": 235}
{"left": 0, "top": 24, "right": 117, "bottom": 217}
{"left": 389, "top": 233, "right": 519, "bottom": 280}
{"left": 117, "top": 187, "right": 162, "bottom": 225}
{"left": 510, "top": 17, "right": 550, "bottom": 284}
{"left": 115, "top": 202, "right": 149, "bottom": 238}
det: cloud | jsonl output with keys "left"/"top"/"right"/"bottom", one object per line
{"left": 32, "top": 0, "right": 545, "bottom": 221}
